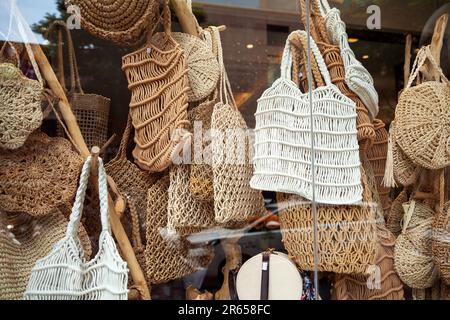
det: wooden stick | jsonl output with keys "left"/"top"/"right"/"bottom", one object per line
{"left": 170, "top": 0, "right": 199, "bottom": 37}
{"left": 215, "top": 238, "right": 242, "bottom": 300}
{"left": 404, "top": 34, "right": 412, "bottom": 89}
{"left": 30, "top": 44, "right": 151, "bottom": 300}
{"left": 421, "top": 14, "right": 448, "bottom": 80}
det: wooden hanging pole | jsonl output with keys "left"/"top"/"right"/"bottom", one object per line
{"left": 404, "top": 34, "right": 412, "bottom": 89}
{"left": 170, "top": 0, "right": 199, "bottom": 37}
{"left": 421, "top": 14, "right": 448, "bottom": 81}
{"left": 30, "top": 44, "right": 151, "bottom": 300}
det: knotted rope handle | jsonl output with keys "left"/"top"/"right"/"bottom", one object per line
{"left": 299, "top": 0, "right": 331, "bottom": 45}
{"left": 317, "top": 0, "right": 332, "bottom": 16}
{"left": 66, "top": 156, "right": 110, "bottom": 237}
{"left": 148, "top": 0, "right": 175, "bottom": 43}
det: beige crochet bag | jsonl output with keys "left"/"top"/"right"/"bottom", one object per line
{"left": 395, "top": 45, "right": 450, "bottom": 170}
{"left": 122, "top": 2, "right": 190, "bottom": 172}
{"left": 0, "top": 131, "right": 83, "bottom": 217}
{"left": 0, "top": 41, "right": 43, "bottom": 150}
{"left": 210, "top": 27, "right": 265, "bottom": 224}
{"left": 0, "top": 210, "right": 91, "bottom": 300}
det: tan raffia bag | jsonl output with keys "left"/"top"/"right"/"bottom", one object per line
{"left": 145, "top": 176, "right": 214, "bottom": 284}
{"left": 0, "top": 210, "right": 91, "bottom": 300}
{"left": 386, "top": 189, "right": 409, "bottom": 237}
{"left": 122, "top": 2, "right": 190, "bottom": 172}
{"left": 209, "top": 27, "right": 265, "bottom": 224}
{"left": 278, "top": 166, "right": 378, "bottom": 275}
{"left": 48, "top": 21, "right": 111, "bottom": 150}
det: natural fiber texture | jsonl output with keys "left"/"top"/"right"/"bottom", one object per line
{"left": 65, "top": 0, "right": 159, "bottom": 46}
{"left": 386, "top": 190, "right": 408, "bottom": 237}
{"left": 0, "top": 131, "right": 83, "bottom": 217}
{"left": 251, "top": 31, "right": 363, "bottom": 205}
{"left": 367, "top": 119, "right": 391, "bottom": 216}
{"left": 145, "top": 176, "right": 214, "bottom": 284}
{"left": 394, "top": 200, "right": 439, "bottom": 289}
{"left": 299, "top": 0, "right": 375, "bottom": 151}
{"left": 122, "top": 8, "right": 190, "bottom": 172}
{"left": 0, "top": 62, "right": 43, "bottom": 150}
{"left": 167, "top": 164, "right": 216, "bottom": 235}
{"left": 432, "top": 202, "right": 450, "bottom": 286}
{"left": 0, "top": 210, "right": 91, "bottom": 300}
{"left": 395, "top": 45, "right": 450, "bottom": 170}
{"left": 332, "top": 225, "right": 404, "bottom": 300}
{"left": 153, "top": 32, "right": 220, "bottom": 102}
{"left": 278, "top": 166, "right": 378, "bottom": 274}
{"left": 24, "top": 156, "right": 129, "bottom": 300}
{"left": 321, "top": 4, "right": 379, "bottom": 120}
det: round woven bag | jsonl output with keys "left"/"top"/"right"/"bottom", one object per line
{"left": 0, "top": 131, "right": 83, "bottom": 217}
{"left": 392, "top": 123, "right": 420, "bottom": 187}
{"left": 394, "top": 200, "right": 439, "bottom": 289}
{"left": 432, "top": 202, "right": 450, "bottom": 286}
{"left": 65, "top": 0, "right": 159, "bottom": 46}
{"left": 395, "top": 45, "right": 450, "bottom": 170}
{"left": 0, "top": 210, "right": 91, "bottom": 300}
{"left": 153, "top": 32, "right": 220, "bottom": 102}
{"left": 0, "top": 43, "right": 43, "bottom": 150}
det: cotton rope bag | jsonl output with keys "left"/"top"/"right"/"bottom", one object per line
{"left": 47, "top": 21, "right": 111, "bottom": 150}
{"left": 0, "top": 42, "right": 43, "bottom": 150}
{"left": 395, "top": 45, "right": 450, "bottom": 170}
{"left": 394, "top": 200, "right": 439, "bottom": 289}
{"left": 318, "top": 0, "right": 379, "bottom": 120}
{"left": 0, "top": 131, "right": 83, "bottom": 217}
{"left": 122, "top": 3, "right": 190, "bottom": 172}
{"left": 277, "top": 166, "right": 378, "bottom": 275}
{"left": 65, "top": 0, "right": 159, "bottom": 47}
{"left": 145, "top": 176, "right": 214, "bottom": 284}
{"left": 251, "top": 30, "right": 363, "bottom": 205}
{"left": 332, "top": 225, "right": 404, "bottom": 300}
{"left": 210, "top": 26, "right": 265, "bottom": 224}
{"left": 24, "top": 156, "right": 128, "bottom": 300}
{"left": 0, "top": 210, "right": 92, "bottom": 300}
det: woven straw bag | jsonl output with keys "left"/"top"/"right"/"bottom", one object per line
{"left": 145, "top": 176, "right": 214, "bottom": 284}
{"left": 0, "top": 131, "right": 83, "bottom": 217}
{"left": 299, "top": 0, "right": 375, "bottom": 151}
{"left": 386, "top": 189, "right": 409, "bottom": 237}
{"left": 278, "top": 166, "right": 378, "bottom": 274}
{"left": 210, "top": 27, "right": 265, "bottom": 224}
{"left": 0, "top": 211, "right": 91, "bottom": 300}
{"left": 395, "top": 45, "right": 450, "bottom": 170}
{"left": 318, "top": 0, "right": 379, "bottom": 120}
{"left": 432, "top": 191, "right": 450, "bottom": 285}
{"left": 251, "top": 30, "right": 363, "bottom": 205}
{"left": 122, "top": 4, "right": 190, "bottom": 172}
{"left": 24, "top": 156, "right": 129, "bottom": 300}
{"left": 65, "top": 0, "right": 159, "bottom": 46}
{"left": 48, "top": 21, "right": 111, "bottom": 150}
{"left": 332, "top": 225, "right": 404, "bottom": 300}
{"left": 394, "top": 200, "right": 439, "bottom": 289}
{"left": 0, "top": 41, "right": 43, "bottom": 150}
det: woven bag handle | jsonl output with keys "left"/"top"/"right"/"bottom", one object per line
{"left": 406, "top": 45, "right": 450, "bottom": 89}
{"left": 46, "top": 21, "right": 84, "bottom": 94}
{"left": 318, "top": 0, "right": 331, "bottom": 16}
{"left": 128, "top": 199, "right": 144, "bottom": 251}
{"left": 281, "top": 30, "right": 332, "bottom": 87}
{"left": 299, "top": 0, "right": 331, "bottom": 45}
{"left": 114, "top": 114, "right": 133, "bottom": 161}
{"left": 66, "top": 156, "right": 110, "bottom": 237}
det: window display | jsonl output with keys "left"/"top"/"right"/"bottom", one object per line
{"left": 0, "top": 0, "right": 449, "bottom": 303}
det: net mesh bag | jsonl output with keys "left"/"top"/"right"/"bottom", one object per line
{"left": 0, "top": 131, "right": 83, "bottom": 217}
{"left": 0, "top": 42, "right": 43, "bottom": 150}
{"left": 0, "top": 210, "right": 91, "bottom": 300}
{"left": 65, "top": 0, "right": 159, "bottom": 46}
{"left": 251, "top": 31, "right": 363, "bottom": 205}
{"left": 395, "top": 45, "right": 450, "bottom": 170}
{"left": 332, "top": 225, "right": 404, "bottom": 300}
{"left": 278, "top": 166, "right": 378, "bottom": 274}
{"left": 145, "top": 176, "right": 214, "bottom": 284}
{"left": 121, "top": 4, "right": 190, "bottom": 172}
{"left": 24, "top": 157, "right": 129, "bottom": 300}
{"left": 394, "top": 200, "right": 439, "bottom": 289}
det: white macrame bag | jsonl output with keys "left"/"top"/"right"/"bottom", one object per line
{"left": 318, "top": 0, "right": 379, "bottom": 120}
{"left": 24, "top": 156, "right": 128, "bottom": 300}
{"left": 250, "top": 30, "right": 363, "bottom": 205}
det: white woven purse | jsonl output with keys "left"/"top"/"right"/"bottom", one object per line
{"left": 24, "top": 156, "right": 128, "bottom": 300}
{"left": 318, "top": 0, "right": 379, "bottom": 120}
{"left": 251, "top": 30, "right": 363, "bottom": 205}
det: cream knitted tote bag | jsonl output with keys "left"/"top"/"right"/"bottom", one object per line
{"left": 318, "top": 0, "right": 379, "bottom": 120}
{"left": 251, "top": 30, "right": 363, "bottom": 205}
{"left": 24, "top": 156, "right": 128, "bottom": 300}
